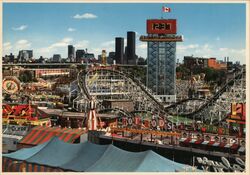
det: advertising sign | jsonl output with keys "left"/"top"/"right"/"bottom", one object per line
{"left": 231, "top": 103, "right": 245, "bottom": 121}
{"left": 147, "top": 19, "right": 177, "bottom": 34}
{"left": 200, "top": 124, "right": 229, "bottom": 135}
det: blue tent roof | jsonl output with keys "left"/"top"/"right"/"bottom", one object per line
{"left": 3, "top": 141, "right": 49, "bottom": 161}
{"left": 3, "top": 137, "right": 198, "bottom": 172}
{"left": 61, "top": 142, "right": 109, "bottom": 171}
{"left": 85, "top": 145, "right": 187, "bottom": 172}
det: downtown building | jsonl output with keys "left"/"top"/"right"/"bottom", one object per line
{"left": 115, "top": 37, "right": 124, "bottom": 64}
{"left": 126, "top": 31, "right": 137, "bottom": 65}
{"left": 76, "top": 49, "right": 86, "bottom": 63}
{"left": 68, "top": 45, "right": 75, "bottom": 62}
{"left": 18, "top": 50, "right": 33, "bottom": 63}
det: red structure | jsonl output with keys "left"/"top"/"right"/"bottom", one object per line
{"left": 207, "top": 58, "right": 227, "bottom": 70}
{"left": 87, "top": 99, "right": 98, "bottom": 130}
{"left": 147, "top": 19, "right": 177, "bottom": 34}
{"left": 18, "top": 126, "right": 86, "bottom": 149}
{"left": 2, "top": 104, "right": 49, "bottom": 125}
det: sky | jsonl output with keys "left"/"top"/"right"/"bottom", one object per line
{"left": 3, "top": 3, "right": 246, "bottom": 64}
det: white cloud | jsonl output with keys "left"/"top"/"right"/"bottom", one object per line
{"left": 138, "top": 43, "right": 147, "bottom": 49}
{"left": 15, "top": 39, "right": 31, "bottom": 50}
{"left": 101, "top": 40, "right": 115, "bottom": 47}
{"left": 3, "top": 42, "right": 12, "bottom": 53}
{"left": 73, "top": 13, "right": 97, "bottom": 19}
{"left": 49, "top": 37, "right": 73, "bottom": 49}
{"left": 3, "top": 40, "right": 32, "bottom": 56}
{"left": 68, "top": 28, "right": 76, "bottom": 32}
{"left": 36, "top": 38, "right": 90, "bottom": 58}
{"left": 90, "top": 40, "right": 117, "bottom": 58}
{"left": 75, "top": 40, "right": 89, "bottom": 48}
{"left": 12, "top": 25, "right": 28, "bottom": 31}
{"left": 219, "top": 48, "right": 228, "bottom": 52}
{"left": 177, "top": 44, "right": 200, "bottom": 54}
{"left": 36, "top": 37, "right": 73, "bottom": 58}
{"left": 176, "top": 42, "right": 245, "bottom": 64}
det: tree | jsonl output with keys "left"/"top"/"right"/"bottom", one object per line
{"left": 19, "top": 70, "right": 34, "bottom": 82}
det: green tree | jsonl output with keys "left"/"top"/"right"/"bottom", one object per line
{"left": 19, "top": 70, "right": 34, "bottom": 82}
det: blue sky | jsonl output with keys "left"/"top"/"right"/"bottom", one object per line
{"left": 3, "top": 3, "right": 246, "bottom": 63}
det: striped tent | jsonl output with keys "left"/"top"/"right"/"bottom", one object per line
{"left": 19, "top": 126, "right": 86, "bottom": 146}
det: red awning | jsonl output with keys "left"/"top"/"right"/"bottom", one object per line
{"left": 231, "top": 143, "right": 239, "bottom": 150}
{"left": 208, "top": 141, "right": 215, "bottom": 146}
{"left": 184, "top": 138, "right": 192, "bottom": 143}
{"left": 219, "top": 142, "right": 227, "bottom": 148}
{"left": 111, "top": 133, "right": 124, "bottom": 138}
{"left": 194, "top": 140, "right": 204, "bottom": 144}
{"left": 19, "top": 126, "right": 86, "bottom": 145}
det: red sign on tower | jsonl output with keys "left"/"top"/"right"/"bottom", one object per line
{"left": 147, "top": 19, "right": 177, "bottom": 34}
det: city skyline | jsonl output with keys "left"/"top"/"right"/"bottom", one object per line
{"left": 3, "top": 3, "right": 246, "bottom": 63}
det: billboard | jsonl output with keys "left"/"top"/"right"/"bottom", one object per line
{"left": 231, "top": 103, "right": 246, "bottom": 121}
{"left": 147, "top": 19, "right": 177, "bottom": 34}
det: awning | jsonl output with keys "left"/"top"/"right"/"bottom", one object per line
{"left": 201, "top": 141, "right": 209, "bottom": 145}
{"left": 111, "top": 133, "right": 124, "bottom": 138}
{"left": 19, "top": 126, "right": 86, "bottom": 145}
{"left": 238, "top": 146, "right": 245, "bottom": 153}
{"left": 219, "top": 142, "right": 227, "bottom": 148}
{"left": 208, "top": 141, "right": 215, "bottom": 146}
{"left": 179, "top": 138, "right": 186, "bottom": 142}
{"left": 224, "top": 143, "right": 232, "bottom": 148}
{"left": 212, "top": 142, "right": 220, "bottom": 147}
{"left": 183, "top": 138, "right": 192, "bottom": 143}
{"left": 194, "top": 140, "right": 203, "bottom": 144}
{"left": 230, "top": 144, "right": 239, "bottom": 150}
{"left": 189, "top": 139, "right": 196, "bottom": 144}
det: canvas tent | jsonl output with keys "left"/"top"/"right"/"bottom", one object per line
{"left": 19, "top": 126, "right": 86, "bottom": 147}
{"left": 3, "top": 137, "right": 198, "bottom": 172}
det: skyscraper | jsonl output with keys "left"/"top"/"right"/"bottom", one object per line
{"left": 76, "top": 49, "right": 85, "bottom": 63}
{"left": 108, "top": 52, "right": 115, "bottom": 64}
{"left": 115, "top": 37, "right": 124, "bottom": 64}
{"left": 52, "top": 54, "right": 61, "bottom": 62}
{"left": 127, "top": 31, "right": 136, "bottom": 64}
{"left": 18, "top": 50, "right": 33, "bottom": 62}
{"left": 68, "top": 45, "right": 75, "bottom": 62}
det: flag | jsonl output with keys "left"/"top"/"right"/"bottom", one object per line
{"left": 162, "top": 6, "right": 171, "bottom": 13}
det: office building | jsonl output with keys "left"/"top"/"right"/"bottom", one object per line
{"left": 68, "top": 45, "right": 75, "bottom": 62}
{"left": 18, "top": 50, "right": 33, "bottom": 62}
{"left": 115, "top": 37, "right": 124, "bottom": 64}
{"left": 108, "top": 52, "right": 115, "bottom": 64}
{"left": 52, "top": 54, "right": 61, "bottom": 62}
{"left": 127, "top": 31, "right": 136, "bottom": 65}
{"left": 76, "top": 50, "right": 86, "bottom": 63}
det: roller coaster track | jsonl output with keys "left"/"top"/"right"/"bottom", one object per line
{"left": 77, "top": 70, "right": 91, "bottom": 100}
{"left": 164, "top": 98, "right": 205, "bottom": 109}
{"left": 77, "top": 66, "right": 245, "bottom": 122}
{"left": 183, "top": 69, "right": 245, "bottom": 119}
{"left": 78, "top": 68, "right": 167, "bottom": 117}
{"left": 98, "top": 108, "right": 134, "bottom": 118}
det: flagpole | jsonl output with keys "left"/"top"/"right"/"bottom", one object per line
{"left": 161, "top": 4, "right": 164, "bottom": 19}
